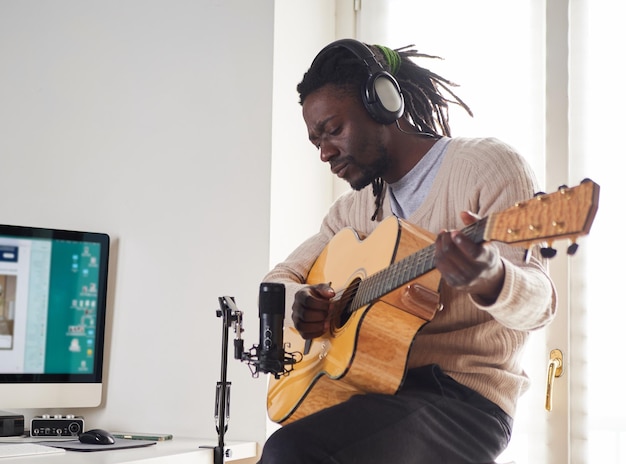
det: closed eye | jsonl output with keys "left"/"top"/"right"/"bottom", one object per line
{"left": 308, "top": 137, "right": 321, "bottom": 149}
{"left": 307, "top": 117, "right": 342, "bottom": 150}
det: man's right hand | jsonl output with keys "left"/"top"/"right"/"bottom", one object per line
{"left": 292, "top": 283, "right": 335, "bottom": 339}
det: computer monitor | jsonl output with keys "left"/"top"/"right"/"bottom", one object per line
{"left": 0, "top": 224, "right": 109, "bottom": 409}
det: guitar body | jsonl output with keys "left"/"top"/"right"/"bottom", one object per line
{"left": 266, "top": 216, "right": 443, "bottom": 424}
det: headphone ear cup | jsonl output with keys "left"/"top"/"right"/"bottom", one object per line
{"left": 363, "top": 71, "right": 405, "bottom": 125}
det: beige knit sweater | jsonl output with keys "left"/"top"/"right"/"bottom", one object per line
{"left": 263, "top": 137, "right": 557, "bottom": 418}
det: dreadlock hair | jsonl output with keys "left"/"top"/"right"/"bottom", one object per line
{"left": 297, "top": 42, "right": 473, "bottom": 220}
{"left": 393, "top": 45, "right": 473, "bottom": 136}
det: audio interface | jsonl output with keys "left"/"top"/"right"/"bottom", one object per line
{"left": 30, "top": 415, "right": 84, "bottom": 437}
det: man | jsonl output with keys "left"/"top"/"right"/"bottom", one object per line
{"left": 258, "top": 39, "right": 556, "bottom": 464}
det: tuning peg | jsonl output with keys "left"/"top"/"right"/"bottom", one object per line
{"left": 558, "top": 184, "right": 569, "bottom": 190}
{"left": 533, "top": 191, "right": 546, "bottom": 197}
{"left": 540, "top": 246, "right": 557, "bottom": 258}
{"left": 567, "top": 242, "right": 579, "bottom": 255}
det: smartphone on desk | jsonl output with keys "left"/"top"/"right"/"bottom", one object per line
{"left": 111, "top": 432, "right": 173, "bottom": 441}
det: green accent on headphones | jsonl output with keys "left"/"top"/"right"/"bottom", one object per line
{"left": 375, "top": 45, "right": 401, "bottom": 75}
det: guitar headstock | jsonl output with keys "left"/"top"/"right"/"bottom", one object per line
{"left": 484, "top": 179, "right": 600, "bottom": 252}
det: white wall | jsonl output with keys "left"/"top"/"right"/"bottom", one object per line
{"left": 0, "top": 0, "right": 275, "bottom": 445}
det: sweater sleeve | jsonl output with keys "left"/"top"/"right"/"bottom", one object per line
{"left": 444, "top": 138, "right": 557, "bottom": 330}
{"left": 471, "top": 255, "right": 557, "bottom": 330}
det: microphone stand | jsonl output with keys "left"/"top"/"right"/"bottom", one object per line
{"left": 205, "top": 287, "right": 295, "bottom": 463}
{"left": 209, "top": 296, "right": 238, "bottom": 464}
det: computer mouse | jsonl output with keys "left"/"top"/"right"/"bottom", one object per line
{"left": 78, "top": 428, "right": 116, "bottom": 445}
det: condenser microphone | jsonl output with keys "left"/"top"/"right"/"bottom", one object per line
{"left": 226, "top": 282, "right": 301, "bottom": 378}
{"left": 257, "top": 282, "right": 286, "bottom": 376}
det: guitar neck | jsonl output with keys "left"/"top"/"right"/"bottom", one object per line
{"left": 350, "top": 218, "right": 488, "bottom": 311}
{"left": 347, "top": 179, "right": 600, "bottom": 312}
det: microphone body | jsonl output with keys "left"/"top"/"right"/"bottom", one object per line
{"left": 257, "top": 282, "right": 286, "bottom": 376}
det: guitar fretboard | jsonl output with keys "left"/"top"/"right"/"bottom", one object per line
{"left": 348, "top": 217, "right": 488, "bottom": 313}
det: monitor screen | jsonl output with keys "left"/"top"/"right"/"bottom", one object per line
{"left": 0, "top": 224, "right": 109, "bottom": 409}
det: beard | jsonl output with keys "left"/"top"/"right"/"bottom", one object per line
{"left": 347, "top": 144, "right": 390, "bottom": 191}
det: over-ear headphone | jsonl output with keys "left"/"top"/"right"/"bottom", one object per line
{"left": 311, "top": 38, "right": 405, "bottom": 125}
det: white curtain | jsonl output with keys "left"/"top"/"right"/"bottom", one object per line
{"left": 571, "top": 1, "right": 626, "bottom": 462}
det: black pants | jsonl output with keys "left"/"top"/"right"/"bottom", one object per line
{"left": 258, "top": 365, "right": 513, "bottom": 464}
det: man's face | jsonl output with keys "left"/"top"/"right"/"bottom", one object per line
{"left": 302, "top": 85, "right": 390, "bottom": 190}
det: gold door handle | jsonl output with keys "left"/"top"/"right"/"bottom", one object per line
{"left": 545, "top": 348, "right": 564, "bottom": 411}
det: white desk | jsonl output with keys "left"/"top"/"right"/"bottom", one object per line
{"left": 0, "top": 438, "right": 257, "bottom": 463}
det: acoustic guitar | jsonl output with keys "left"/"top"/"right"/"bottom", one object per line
{"left": 267, "top": 179, "right": 600, "bottom": 425}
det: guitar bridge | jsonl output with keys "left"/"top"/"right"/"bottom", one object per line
{"left": 382, "top": 282, "right": 442, "bottom": 322}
